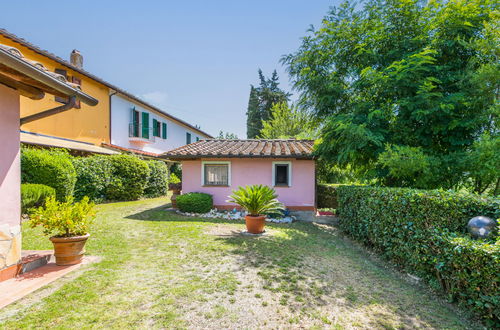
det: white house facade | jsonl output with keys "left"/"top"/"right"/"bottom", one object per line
{"left": 110, "top": 93, "right": 212, "bottom": 155}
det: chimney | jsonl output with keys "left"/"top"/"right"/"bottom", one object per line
{"left": 70, "top": 49, "right": 83, "bottom": 69}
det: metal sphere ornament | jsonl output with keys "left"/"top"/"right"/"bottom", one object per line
{"left": 467, "top": 216, "right": 497, "bottom": 239}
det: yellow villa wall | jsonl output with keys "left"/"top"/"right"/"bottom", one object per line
{"left": 0, "top": 35, "right": 110, "bottom": 145}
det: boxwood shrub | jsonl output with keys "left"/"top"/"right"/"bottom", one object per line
{"left": 177, "top": 192, "right": 213, "bottom": 213}
{"left": 72, "top": 155, "right": 113, "bottom": 202}
{"left": 144, "top": 160, "right": 169, "bottom": 198}
{"left": 106, "top": 154, "right": 150, "bottom": 201}
{"left": 337, "top": 186, "right": 499, "bottom": 326}
{"left": 21, "top": 148, "right": 76, "bottom": 201}
{"left": 21, "top": 183, "right": 56, "bottom": 213}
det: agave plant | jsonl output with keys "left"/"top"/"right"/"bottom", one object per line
{"left": 227, "top": 184, "right": 284, "bottom": 216}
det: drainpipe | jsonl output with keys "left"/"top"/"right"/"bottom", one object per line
{"left": 20, "top": 96, "right": 77, "bottom": 125}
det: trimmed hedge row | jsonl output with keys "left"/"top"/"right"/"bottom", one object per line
{"left": 21, "top": 148, "right": 76, "bottom": 201}
{"left": 337, "top": 186, "right": 499, "bottom": 326}
{"left": 22, "top": 148, "right": 169, "bottom": 202}
{"left": 107, "top": 154, "right": 150, "bottom": 201}
{"left": 21, "top": 183, "right": 56, "bottom": 213}
{"left": 72, "top": 156, "right": 113, "bottom": 202}
{"left": 144, "top": 161, "right": 169, "bottom": 198}
{"left": 177, "top": 193, "right": 213, "bottom": 213}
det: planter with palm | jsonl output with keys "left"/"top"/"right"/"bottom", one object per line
{"left": 227, "top": 184, "right": 284, "bottom": 234}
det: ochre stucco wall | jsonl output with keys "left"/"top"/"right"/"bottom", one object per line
{"left": 182, "top": 158, "right": 316, "bottom": 209}
{"left": 0, "top": 84, "right": 21, "bottom": 269}
{"left": 0, "top": 35, "right": 110, "bottom": 145}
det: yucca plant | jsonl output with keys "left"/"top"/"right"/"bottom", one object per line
{"left": 227, "top": 185, "right": 284, "bottom": 216}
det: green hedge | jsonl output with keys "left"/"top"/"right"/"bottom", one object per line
{"left": 72, "top": 156, "right": 113, "bottom": 202}
{"left": 337, "top": 186, "right": 499, "bottom": 326}
{"left": 21, "top": 183, "right": 56, "bottom": 213}
{"left": 177, "top": 193, "right": 213, "bottom": 213}
{"left": 21, "top": 148, "right": 76, "bottom": 201}
{"left": 106, "top": 154, "right": 150, "bottom": 201}
{"left": 144, "top": 161, "right": 168, "bottom": 198}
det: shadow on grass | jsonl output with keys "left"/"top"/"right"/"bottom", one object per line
{"left": 125, "top": 204, "right": 473, "bottom": 328}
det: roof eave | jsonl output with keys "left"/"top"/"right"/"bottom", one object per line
{"left": 161, "top": 154, "right": 314, "bottom": 160}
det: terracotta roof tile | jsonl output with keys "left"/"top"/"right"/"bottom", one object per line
{"left": 162, "top": 139, "right": 315, "bottom": 159}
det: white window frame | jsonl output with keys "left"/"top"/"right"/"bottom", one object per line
{"left": 272, "top": 161, "right": 292, "bottom": 187}
{"left": 201, "top": 161, "right": 231, "bottom": 186}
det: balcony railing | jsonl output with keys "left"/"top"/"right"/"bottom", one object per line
{"left": 129, "top": 123, "right": 155, "bottom": 143}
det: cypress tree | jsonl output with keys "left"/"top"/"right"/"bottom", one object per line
{"left": 246, "top": 70, "right": 290, "bottom": 138}
{"left": 246, "top": 85, "right": 261, "bottom": 138}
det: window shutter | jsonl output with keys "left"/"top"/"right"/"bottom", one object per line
{"left": 153, "top": 119, "right": 158, "bottom": 136}
{"left": 142, "top": 112, "right": 149, "bottom": 139}
{"left": 130, "top": 108, "right": 139, "bottom": 137}
{"left": 186, "top": 132, "right": 191, "bottom": 144}
{"left": 162, "top": 123, "right": 167, "bottom": 139}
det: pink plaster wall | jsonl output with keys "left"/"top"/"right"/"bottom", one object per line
{"left": 181, "top": 158, "right": 316, "bottom": 208}
{"left": 0, "top": 84, "right": 21, "bottom": 227}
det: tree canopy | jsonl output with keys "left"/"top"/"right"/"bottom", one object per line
{"left": 259, "top": 102, "right": 319, "bottom": 139}
{"left": 283, "top": 0, "right": 499, "bottom": 193}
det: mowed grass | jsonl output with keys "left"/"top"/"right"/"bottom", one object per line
{"left": 0, "top": 198, "right": 479, "bottom": 329}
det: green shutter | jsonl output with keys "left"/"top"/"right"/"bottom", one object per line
{"left": 162, "top": 123, "right": 167, "bottom": 139}
{"left": 142, "top": 112, "right": 149, "bottom": 139}
{"left": 153, "top": 119, "right": 158, "bottom": 136}
{"left": 186, "top": 132, "right": 191, "bottom": 144}
{"left": 131, "top": 108, "right": 139, "bottom": 137}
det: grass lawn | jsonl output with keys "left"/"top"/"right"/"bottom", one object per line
{"left": 0, "top": 198, "right": 479, "bottom": 329}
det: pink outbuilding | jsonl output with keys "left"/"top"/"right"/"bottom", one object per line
{"left": 163, "top": 139, "right": 316, "bottom": 212}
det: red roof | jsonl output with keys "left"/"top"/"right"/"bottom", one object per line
{"left": 162, "top": 139, "right": 315, "bottom": 159}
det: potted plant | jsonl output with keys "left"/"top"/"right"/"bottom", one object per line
{"left": 227, "top": 184, "right": 284, "bottom": 234}
{"left": 29, "top": 196, "right": 95, "bottom": 266}
{"left": 168, "top": 172, "right": 182, "bottom": 208}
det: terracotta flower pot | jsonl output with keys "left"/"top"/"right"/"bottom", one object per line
{"left": 49, "top": 234, "right": 90, "bottom": 266}
{"left": 245, "top": 215, "right": 266, "bottom": 234}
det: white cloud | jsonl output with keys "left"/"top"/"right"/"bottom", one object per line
{"left": 140, "top": 91, "right": 169, "bottom": 107}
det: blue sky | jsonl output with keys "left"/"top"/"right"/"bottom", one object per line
{"left": 1, "top": 1, "right": 337, "bottom": 137}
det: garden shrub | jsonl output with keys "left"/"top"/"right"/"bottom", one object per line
{"left": 144, "top": 160, "right": 168, "bottom": 198}
{"left": 337, "top": 186, "right": 500, "bottom": 326}
{"left": 21, "top": 147, "right": 76, "bottom": 200}
{"left": 317, "top": 184, "right": 338, "bottom": 209}
{"left": 176, "top": 193, "right": 213, "bottom": 213}
{"left": 21, "top": 183, "right": 56, "bottom": 213}
{"left": 106, "top": 154, "right": 150, "bottom": 201}
{"left": 72, "top": 156, "right": 113, "bottom": 202}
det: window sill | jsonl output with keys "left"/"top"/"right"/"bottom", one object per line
{"left": 202, "top": 185, "right": 230, "bottom": 187}
{"left": 274, "top": 184, "right": 291, "bottom": 188}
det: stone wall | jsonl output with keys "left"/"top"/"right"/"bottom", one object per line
{"left": 0, "top": 223, "right": 21, "bottom": 270}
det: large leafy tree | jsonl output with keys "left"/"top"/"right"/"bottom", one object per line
{"left": 283, "top": 0, "right": 499, "bottom": 191}
{"left": 246, "top": 70, "right": 290, "bottom": 138}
